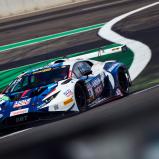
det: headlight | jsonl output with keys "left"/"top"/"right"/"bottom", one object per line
{"left": 43, "top": 92, "right": 59, "bottom": 104}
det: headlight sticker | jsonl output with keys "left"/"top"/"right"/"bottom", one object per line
{"left": 64, "top": 89, "right": 73, "bottom": 97}
{"left": 64, "top": 98, "right": 73, "bottom": 106}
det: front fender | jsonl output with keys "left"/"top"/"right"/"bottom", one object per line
{"left": 46, "top": 79, "right": 80, "bottom": 112}
{"left": 103, "top": 61, "right": 128, "bottom": 87}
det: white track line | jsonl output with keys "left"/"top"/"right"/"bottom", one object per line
{"left": 0, "top": 128, "right": 31, "bottom": 140}
{"left": 98, "top": 2, "right": 159, "bottom": 81}
{"left": 134, "top": 84, "right": 159, "bottom": 95}
{"left": 82, "top": 0, "right": 129, "bottom": 11}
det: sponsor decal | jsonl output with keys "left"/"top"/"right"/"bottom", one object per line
{"left": 33, "top": 68, "right": 51, "bottom": 74}
{"left": 86, "top": 83, "right": 94, "bottom": 101}
{"left": 112, "top": 47, "right": 120, "bottom": 51}
{"left": 64, "top": 98, "right": 73, "bottom": 106}
{"left": 94, "top": 85, "right": 103, "bottom": 96}
{"left": 13, "top": 99, "right": 31, "bottom": 108}
{"left": 10, "top": 108, "right": 29, "bottom": 117}
{"left": 15, "top": 115, "right": 28, "bottom": 123}
{"left": 64, "top": 89, "right": 73, "bottom": 97}
{"left": 54, "top": 104, "right": 59, "bottom": 110}
{"left": 90, "top": 76, "right": 103, "bottom": 97}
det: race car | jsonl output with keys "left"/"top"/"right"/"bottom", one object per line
{"left": 0, "top": 59, "right": 131, "bottom": 125}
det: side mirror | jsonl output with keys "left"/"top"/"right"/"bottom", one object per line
{"left": 82, "top": 70, "right": 92, "bottom": 76}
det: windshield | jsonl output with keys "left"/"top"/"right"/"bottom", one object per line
{"left": 4, "top": 66, "right": 69, "bottom": 93}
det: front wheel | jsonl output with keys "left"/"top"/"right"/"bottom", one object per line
{"left": 75, "top": 84, "right": 87, "bottom": 112}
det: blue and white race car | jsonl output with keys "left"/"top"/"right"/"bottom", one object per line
{"left": 0, "top": 59, "right": 131, "bottom": 125}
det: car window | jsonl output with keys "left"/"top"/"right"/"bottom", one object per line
{"left": 78, "top": 62, "right": 92, "bottom": 73}
{"left": 22, "top": 76, "right": 29, "bottom": 87}
{"left": 72, "top": 63, "right": 82, "bottom": 79}
{"left": 4, "top": 66, "right": 70, "bottom": 93}
{"left": 72, "top": 62, "right": 92, "bottom": 79}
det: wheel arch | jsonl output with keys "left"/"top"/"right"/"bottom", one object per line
{"left": 74, "top": 80, "right": 88, "bottom": 111}
{"left": 103, "top": 61, "right": 131, "bottom": 94}
{"left": 75, "top": 80, "right": 88, "bottom": 97}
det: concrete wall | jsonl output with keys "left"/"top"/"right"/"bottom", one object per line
{"left": 0, "top": 0, "right": 89, "bottom": 19}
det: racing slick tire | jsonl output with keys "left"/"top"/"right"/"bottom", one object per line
{"left": 75, "top": 83, "right": 87, "bottom": 112}
{"left": 118, "top": 68, "right": 130, "bottom": 96}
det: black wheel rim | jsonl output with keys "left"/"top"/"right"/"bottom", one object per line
{"left": 119, "top": 70, "right": 128, "bottom": 93}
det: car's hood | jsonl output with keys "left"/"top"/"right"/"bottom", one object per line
{"left": 0, "top": 82, "right": 58, "bottom": 108}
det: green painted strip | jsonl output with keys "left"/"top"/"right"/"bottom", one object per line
{"left": 0, "top": 23, "right": 104, "bottom": 52}
{"left": 0, "top": 44, "right": 134, "bottom": 91}
{"left": 91, "top": 49, "right": 134, "bottom": 68}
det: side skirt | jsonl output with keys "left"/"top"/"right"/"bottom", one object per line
{"left": 88, "top": 95, "right": 122, "bottom": 108}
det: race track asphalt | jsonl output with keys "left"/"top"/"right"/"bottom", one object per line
{"left": 0, "top": 1, "right": 159, "bottom": 159}
{"left": 0, "top": 0, "right": 157, "bottom": 69}
{"left": 0, "top": 85, "right": 159, "bottom": 159}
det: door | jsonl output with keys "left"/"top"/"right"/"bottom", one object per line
{"left": 73, "top": 61, "right": 104, "bottom": 102}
